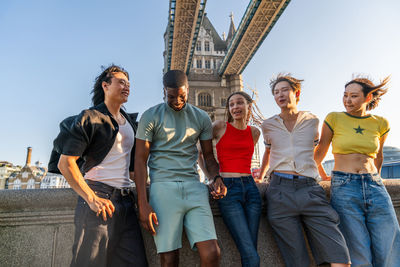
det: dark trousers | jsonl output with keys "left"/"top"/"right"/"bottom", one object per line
{"left": 71, "top": 181, "right": 148, "bottom": 267}
{"left": 266, "top": 173, "right": 350, "bottom": 267}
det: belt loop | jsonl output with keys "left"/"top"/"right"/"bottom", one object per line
{"left": 112, "top": 187, "right": 118, "bottom": 198}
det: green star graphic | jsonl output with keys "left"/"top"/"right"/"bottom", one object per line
{"left": 354, "top": 125, "right": 365, "bottom": 134}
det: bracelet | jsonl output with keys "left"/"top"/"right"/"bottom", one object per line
{"left": 213, "top": 175, "right": 223, "bottom": 182}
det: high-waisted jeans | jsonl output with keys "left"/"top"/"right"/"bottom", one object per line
{"left": 217, "top": 176, "right": 262, "bottom": 267}
{"left": 331, "top": 171, "right": 400, "bottom": 267}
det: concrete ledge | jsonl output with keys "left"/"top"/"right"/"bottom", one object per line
{"left": 1, "top": 180, "right": 399, "bottom": 267}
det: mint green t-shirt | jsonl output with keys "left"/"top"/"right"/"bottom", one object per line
{"left": 136, "top": 103, "right": 212, "bottom": 183}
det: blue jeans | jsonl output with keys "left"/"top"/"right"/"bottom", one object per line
{"left": 217, "top": 176, "right": 262, "bottom": 267}
{"left": 331, "top": 171, "right": 400, "bottom": 267}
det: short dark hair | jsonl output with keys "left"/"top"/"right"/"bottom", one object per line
{"left": 91, "top": 64, "right": 129, "bottom": 106}
{"left": 269, "top": 73, "right": 303, "bottom": 103}
{"left": 345, "top": 75, "right": 390, "bottom": 111}
{"left": 163, "top": 70, "right": 188, "bottom": 89}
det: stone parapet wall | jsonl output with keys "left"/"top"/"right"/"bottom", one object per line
{"left": 1, "top": 180, "right": 399, "bottom": 267}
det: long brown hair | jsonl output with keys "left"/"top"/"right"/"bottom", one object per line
{"left": 345, "top": 75, "right": 390, "bottom": 111}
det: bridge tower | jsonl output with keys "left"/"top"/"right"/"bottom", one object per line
{"left": 186, "top": 14, "right": 243, "bottom": 122}
{"left": 163, "top": 0, "right": 292, "bottom": 170}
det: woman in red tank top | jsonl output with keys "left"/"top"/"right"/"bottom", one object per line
{"left": 200, "top": 91, "right": 262, "bottom": 267}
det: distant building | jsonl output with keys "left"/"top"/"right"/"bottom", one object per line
{"left": 382, "top": 146, "right": 400, "bottom": 163}
{"left": 322, "top": 146, "right": 400, "bottom": 178}
{"left": 0, "top": 161, "right": 21, "bottom": 189}
{"left": 40, "top": 172, "right": 70, "bottom": 189}
{"left": 6, "top": 147, "right": 47, "bottom": 189}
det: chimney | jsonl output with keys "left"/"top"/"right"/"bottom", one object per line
{"left": 26, "top": 147, "right": 32, "bottom": 166}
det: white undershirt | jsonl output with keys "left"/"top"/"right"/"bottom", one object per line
{"left": 85, "top": 119, "right": 134, "bottom": 188}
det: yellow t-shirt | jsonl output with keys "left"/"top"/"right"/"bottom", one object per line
{"left": 324, "top": 112, "right": 390, "bottom": 158}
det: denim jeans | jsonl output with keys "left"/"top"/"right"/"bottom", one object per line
{"left": 331, "top": 171, "right": 400, "bottom": 267}
{"left": 217, "top": 176, "right": 262, "bottom": 267}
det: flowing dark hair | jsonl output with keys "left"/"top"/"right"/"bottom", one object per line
{"left": 269, "top": 73, "right": 303, "bottom": 103}
{"left": 91, "top": 64, "right": 129, "bottom": 106}
{"left": 225, "top": 91, "right": 264, "bottom": 126}
{"left": 345, "top": 75, "right": 389, "bottom": 111}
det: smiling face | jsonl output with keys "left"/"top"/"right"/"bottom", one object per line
{"left": 343, "top": 82, "right": 370, "bottom": 114}
{"left": 102, "top": 72, "right": 130, "bottom": 105}
{"left": 164, "top": 85, "right": 188, "bottom": 111}
{"left": 228, "top": 94, "right": 250, "bottom": 122}
{"left": 273, "top": 81, "right": 298, "bottom": 109}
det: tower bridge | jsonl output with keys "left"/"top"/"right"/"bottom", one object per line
{"left": 219, "top": 0, "right": 291, "bottom": 76}
{"left": 164, "top": 0, "right": 291, "bottom": 168}
{"left": 164, "top": 0, "right": 206, "bottom": 73}
{"left": 164, "top": 0, "right": 291, "bottom": 122}
{"left": 164, "top": 0, "right": 291, "bottom": 77}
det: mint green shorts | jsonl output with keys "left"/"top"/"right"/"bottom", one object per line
{"left": 149, "top": 180, "right": 217, "bottom": 253}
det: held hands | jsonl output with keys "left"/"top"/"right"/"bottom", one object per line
{"left": 210, "top": 177, "right": 227, "bottom": 199}
{"left": 138, "top": 202, "right": 158, "bottom": 236}
{"left": 87, "top": 195, "right": 115, "bottom": 221}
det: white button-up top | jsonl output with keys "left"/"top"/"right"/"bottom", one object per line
{"left": 262, "top": 111, "right": 320, "bottom": 180}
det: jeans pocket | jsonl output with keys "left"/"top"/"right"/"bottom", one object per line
{"left": 223, "top": 179, "right": 235, "bottom": 190}
{"left": 331, "top": 176, "right": 350, "bottom": 187}
{"left": 371, "top": 173, "right": 384, "bottom": 186}
{"left": 94, "top": 190, "right": 111, "bottom": 200}
{"left": 373, "top": 179, "right": 384, "bottom": 186}
{"left": 308, "top": 185, "right": 329, "bottom": 202}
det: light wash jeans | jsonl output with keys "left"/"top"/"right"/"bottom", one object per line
{"left": 331, "top": 171, "right": 400, "bottom": 267}
{"left": 217, "top": 176, "right": 262, "bottom": 267}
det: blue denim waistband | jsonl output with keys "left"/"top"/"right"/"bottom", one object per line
{"left": 332, "top": 171, "right": 380, "bottom": 179}
{"left": 273, "top": 172, "right": 309, "bottom": 180}
{"left": 223, "top": 175, "right": 253, "bottom": 182}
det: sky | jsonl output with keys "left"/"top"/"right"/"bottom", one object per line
{"left": 1, "top": 0, "right": 399, "bottom": 166}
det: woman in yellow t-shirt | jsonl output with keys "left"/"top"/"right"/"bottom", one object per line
{"left": 315, "top": 75, "right": 400, "bottom": 266}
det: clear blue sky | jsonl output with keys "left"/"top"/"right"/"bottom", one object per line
{"left": 1, "top": 0, "right": 399, "bottom": 166}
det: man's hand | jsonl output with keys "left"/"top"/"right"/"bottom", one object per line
{"left": 210, "top": 177, "right": 227, "bottom": 199}
{"left": 58, "top": 154, "right": 115, "bottom": 222}
{"left": 253, "top": 177, "right": 264, "bottom": 183}
{"left": 138, "top": 202, "right": 158, "bottom": 236}
{"left": 87, "top": 195, "right": 115, "bottom": 221}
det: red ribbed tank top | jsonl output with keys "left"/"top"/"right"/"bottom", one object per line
{"left": 216, "top": 122, "right": 254, "bottom": 174}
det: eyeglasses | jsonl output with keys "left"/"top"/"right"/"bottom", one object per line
{"left": 113, "top": 78, "right": 130, "bottom": 88}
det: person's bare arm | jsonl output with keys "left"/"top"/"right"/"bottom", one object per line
{"left": 198, "top": 120, "right": 224, "bottom": 180}
{"left": 314, "top": 123, "right": 333, "bottom": 181}
{"left": 257, "top": 148, "right": 270, "bottom": 182}
{"left": 375, "top": 133, "right": 388, "bottom": 174}
{"left": 257, "top": 122, "right": 270, "bottom": 182}
{"left": 134, "top": 138, "right": 158, "bottom": 235}
{"left": 198, "top": 145, "right": 211, "bottom": 179}
{"left": 251, "top": 126, "right": 261, "bottom": 145}
{"left": 58, "top": 155, "right": 115, "bottom": 221}
{"left": 200, "top": 139, "right": 227, "bottom": 199}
